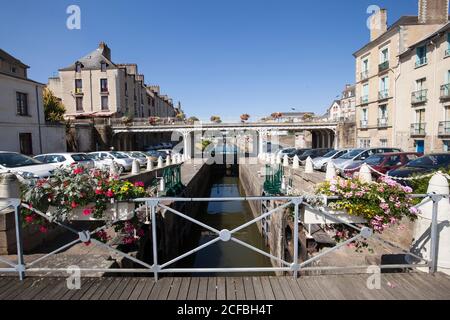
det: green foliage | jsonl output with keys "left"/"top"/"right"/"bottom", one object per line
{"left": 409, "top": 168, "right": 450, "bottom": 195}
{"left": 43, "top": 88, "right": 65, "bottom": 122}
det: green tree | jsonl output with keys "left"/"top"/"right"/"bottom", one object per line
{"left": 43, "top": 88, "right": 66, "bottom": 122}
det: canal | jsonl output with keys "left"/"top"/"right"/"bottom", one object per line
{"left": 178, "top": 165, "right": 272, "bottom": 276}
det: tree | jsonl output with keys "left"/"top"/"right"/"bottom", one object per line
{"left": 240, "top": 114, "right": 250, "bottom": 123}
{"left": 43, "top": 88, "right": 65, "bottom": 122}
{"left": 187, "top": 116, "right": 199, "bottom": 124}
{"left": 271, "top": 112, "right": 283, "bottom": 122}
{"left": 210, "top": 115, "right": 222, "bottom": 124}
{"left": 175, "top": 112, "right": 186, "bottom": 121}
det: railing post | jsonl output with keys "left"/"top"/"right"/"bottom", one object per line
{"left": 293, "top": 198, "right": 301, "bottom": 278}
{"left": 149, "top": 200, "right": 159, "bottom": 281}
{"left": 430, "top": 195, "right": 440, "bottom": 274}
{"left": 13, "top": 200, "right": 25, "bottom": 280}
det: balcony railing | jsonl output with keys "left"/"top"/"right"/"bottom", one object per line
{"left": 411, "top": 89, "right": 428, "bottom": 104}
{"left": 360, "top": 95, "right": 369, "bottom": 104}
{"left": 378, "top": 61, "right": 389, "bottom": 72}
{"left": 415, "top": 57, "right": 428, "bottom": 68}
{"left": 411, "top": 123, "right": 426, "bottom": 136}
{"left": 360, "top": 70, "right": 369, "bottom": 81}
{"left": 360, "top": 120, "right": 368, "bottom": 128}
{"left": 378, "top": 89, "right": 389, "bottom": 100}
{"left": 440, "top": 84, "right": 450, "bottom": 100}
{"left": 377, "top": 117, "right": 389, "bottom": 128}
{"left": 438, "top": 121, "right": 450, "bottom": 136}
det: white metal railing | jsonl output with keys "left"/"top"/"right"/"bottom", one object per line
{"left": 0, "top": 193, "right": 446, "bottom": 281}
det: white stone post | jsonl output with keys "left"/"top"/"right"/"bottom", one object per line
{"left": 0, "top": 173, "right": 20, "bottom": 202}
{"left": 157, "top": 156, "right": 164, "bottom": 168}
{"left": 166, "top": 155, "right": 172, "bottom": 166}
{"left": 270, "top": 153, "right": 276, "bottom": 165}
{"left": 358, "top": 164, "right": 372, "bottom": 183}
{"left": 410, "top": 173, "right": 450, "bottom": 275}
{"left": 292, "top": 155, "right": 300, "bottom": 170}
{"left": 276, "top": 154, "right": 282, "bottom": 165}
{"left": 146, "top": 157, "right": 153, "bottom": 171}
{"left": 283, "top": 154, "right": 289, "bottom": 167}
{"left": 131, "top": 159, "right": 140, "bottom": 175}
{"left": 325, "top": 161, "right": 337, "bottom": 181}
{"left": 304, "top": 157, "right": 313, "bottom": 173}
{"left": 109, "top": 161, "right": 119, "bottom": 178}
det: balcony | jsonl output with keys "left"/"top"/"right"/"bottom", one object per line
{"left": 440, "top": 84, "right": 450, "bottom": 100}
{"left": 360, "top": 70, "right": 369, "bottom": 81}
{"left": 377, "top": 117, "right": 389, "bottom": 128}
{"left": 360, "top": 95, "right": 369, "bottom": 104}
{"left": 74, "top": 88, "right": 83, "bottom": 95}
{"left": 378, "top": 89, "right": 389, "bottom": 100}
{"left": 415, "top": 57, "right": 428, "bottom": 68}
{"left": 438, "top": 121, "right": 450, "bottom": 136}
{"left": 360, "top": 120, "right": 368, "bottom": 129}
{"left": 378, "top": 61, "right": 389, "bottom": 73}
{"left": 410, "top": 123, "right": 426, "bottom": 137}
{"left": 411, "top": 89, "right": 428, "bottom": 105}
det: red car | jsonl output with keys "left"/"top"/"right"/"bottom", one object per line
{"left": 344, "top": 152, "right": 423, "bottom": 178}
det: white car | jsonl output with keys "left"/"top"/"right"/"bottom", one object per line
{"left": 312, "top": 149, "right": 350, "bottom": 171}
{"left": 88, "top": 151, "right": 134, "bottom": 172}
{"left": 34, "top": 153, "right": 94, "bottom": 170}
{"left": 0, "top": 151, "right": 54, "bottom": 180}
{"left": 125, "top": 151, "right": 148, "bottom": 167}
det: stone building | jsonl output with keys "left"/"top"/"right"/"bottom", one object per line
{"left": 353, "top": 0, "right": 449, "bottom": 149}
{"left": 0, "top": 48, "right": 65, "bottom": 155}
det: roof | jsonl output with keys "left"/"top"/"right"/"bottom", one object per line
{"left": 400, "top": 22, "right": 450, "bottom": 57}
{"left": 0, "top": 71, "right": 45, "bottom": 86}
{"left": 0, "top": 48, "right": 29, "bottom": 68}
{"left": 59, "top": 46, "right": 116, "bottom": 71}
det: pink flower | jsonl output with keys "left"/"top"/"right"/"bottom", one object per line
{"left": 39, "top": 225, "right": 48, "bottom": 233}
{"left": 73, "top": 167, "right": 84, "bottom": 175}
{"left": 71, "top": 201, "right": 78, "bottom": 209}
{"left": 95, "top": 188, "right": 103, "bottom": 195}
{"left": 25, "top": 215, "right": 34, "bottom": 223}
{"left": 106, "top": 190, "right": 114, "bottom": 198}
{"left": 134, "top": 181, "right": 145, "bottom": 187}
{"left": 409, "top": 207, "right": 419, "bottom": 215}
{"left": 82, "top": 208, "right": 93, "bottom": 216}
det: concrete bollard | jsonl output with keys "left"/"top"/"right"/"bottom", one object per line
{"left": 166, "top": 155, "right": 172, "bottom": 166}
{"left": 270, "top": 153, "right": 276, "bottom": 165}
{"left": 276, "top": 154, "right": 282, "bottom": 165}
{"left": 131, "top": 159, "right": 140, "bottom": 175}
{"left": 0, "top": 173, "right": 20, "bottom": 208}
{"left": 157, "top": 156, "right": 164, "bottom": 168}
{"left": 283, "top": 154, "right": 289, "bottom": 167}
{"left": 146, "top": 157, "right": 153, "bottom": 171}
{"left": 264, "top": 153, "right": 270, "bottom": 163}
{"left": 325, "top": 161, "right": 337, "bottom": 181}
{"left": 358, "top": 163, "right": 372, "bottom": 183}
{"left": 109, "top": 161, "right": 119, "bottom": 178}
{"left": 292, "top": 155, "right": 300, "bottom": 170}
{"left": 410, "top": 173, "right": 450, "bottom": 275}
{"left": 304, "top": 157, "right": 314, "bottom": 173}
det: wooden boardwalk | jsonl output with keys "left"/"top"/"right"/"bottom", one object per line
{"left": 0, "top": 273, "right": 449, "bottom": 300}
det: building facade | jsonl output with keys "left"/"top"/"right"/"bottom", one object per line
{"left": 353, "top": 0, "right": 448, "bottom": 149}
{"left": 396, "top": 23, "right": 450, "bottom": 153}
{"left": 0, "top": 49, "right": 65, "bottom": 155}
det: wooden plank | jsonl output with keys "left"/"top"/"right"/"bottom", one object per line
{"left": 157, "top": 278, "right": 174, "bottom": 300}
{"left": 118, "top": 278, "right": 139, "bottom": 300}
{"left": 90, "top": 278, "right": 114, "bottom": 300}
{"left": 4, "top": 278, "right": 37, "bottom": 300}
{"left": 177, "top": 277, "right": 191, "bottom": 300}
{"left": 381, "top": 274, "right": 414, "bottom": 300}
{"left": 315, "top": 275, "right": 346, "bottom": 300}
{"left": 286, "top": 277, "right": 306, "bottom": 300}
{"left": 136, "top": 278, "right": 156, "bottom": 300}
{"left": 268, "top": 277, "right": 285, "bottom": 300}
{"left": 0, "top": 278, "right": 14, "bottom": 291}
{"left": 187, "top": 277, "right": 199, "bottom": 300}
{"left": 109, "top": 278, "right": 131, "bottom": 300}
{"left": 148, "top": 277, "right": 165, "bottom": 300}
{"left": 278, "top": 277, "right": 295, "bottom": 300}
{"left": 63, "top": 278, "right": 97, "bottom": 300}
{"left": 252, "top": 277, "right": 265, "bottom": 300}
{"left": 297, "top": 277, "right": 325, "bottom": 300}
{"left": 15, "top": 278, "right": 51, "bottom": 300}
{"left": 226, "top": 277, "right": 236, "bottom": 300}
{"left": 32, "top": 278, "right": 63, "bottom": 300}
{"left": 216, "top": 277, "right": 226, "bottom": 300}
{"left": 128, "top": 278, "right": 148, "bottom": 300}
{"left": 242, "top": 277, "right": 255, "bottom": 300}
{"left": 98, "top": 277, "right": 123, "bottom": 300}
{"left": 40, "top": 278, "right": 72, "bottom": 300}
{"left": 80, "top": 278, "right": 107, "bottom": 300}
{"left": 168, "top": 277, "right": 182, "bottom": 300}
{"left": 234, "top": 277, "right": 245, "bottom": 300}
{"left": 206, "top": 277, "right": 216, "bottom": 300}
{"left": 260, "top": 277, "right": 275, "bottom": 300}
{"left": 407, "top": 273, "right": 449, "bottom": 300}
{"left": 391, "top": 274, "right": 432, "bottom": 300}
{"left": 337, "top": 274, "right": 377, "bottom": 300}
{"left": 197, "top": 277, "right": 208, "bottom": 300}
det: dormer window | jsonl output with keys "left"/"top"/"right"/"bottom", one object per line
{"left": 11, "top": 66, "right": 17, "bottom": 73}
{"left": 75, "top": 62, "right": 82, "bottom": 73}
{"left": 101, "top": 62, "right": 107, "bottom": 72}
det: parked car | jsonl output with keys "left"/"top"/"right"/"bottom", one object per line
{"left": 33, "top": 153, "right": 94, "bottom": 170}
{"left": 276, "top": 148, "right": 297, "bottom": 157}
{"left": 88, "top": 151, "right": 134, "bottom": 172}
{"left": 388, "top": 153, "right": 450, "bottom": 181}
{"left": 297, "top": 148, "right": 333, "bottom": 161}
{"left": 313, "top": 149, "right": 350, "bottom": 171}
{"left": 157, "top": 149, "right": 174, "bottom": 157}
{"left": 125, "top": 151, "right": 148, "bottom": 167}
{"left": 343, "top": 152, "right": 422, "bottom": 178}
{"left": 287, "top": 148, "right": 312, "bottom": 159}
{"left": 0, "top": 152, "right": 54, "bottom": 180}
{"left": 144, "top": 150, "right": 167, "bottom": 162}
{"left": 333, "top": 147, "right": 402, "bottom": 175}
{"left": 84, "top": 153, "right": 110, "bottom": 170}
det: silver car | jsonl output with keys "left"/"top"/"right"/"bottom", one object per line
{"left": 332, "top": 147, "right": 402, "bottom": 174}
{"left": 126, "top": 151, "right": 148, "bottom": 167}
{"left": 0, "top": 151, "right": 54, "bottom": 180}
{"left": 313, "top": 149, "right": 350, "bottom": 171}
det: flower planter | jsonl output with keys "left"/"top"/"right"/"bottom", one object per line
{"left": 47, "top": 202, "right": 136, "bottom": 222}
{"left": 301, "top": 206, "right": 367, "bottom": 225}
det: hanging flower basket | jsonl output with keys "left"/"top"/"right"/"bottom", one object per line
{"left": 301, "top": 205, "right": 367, "bottom": 225}
{"left": 47, "top": 202, "right": 136, "bottom": 221}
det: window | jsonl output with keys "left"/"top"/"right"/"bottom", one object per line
{"left": 416, "top": 109, "right": 426, "bottom": 123}
{"left": 380, "top": 139, "right": 388, "bottom": 147}
{"left": 76, "top": 97, "right": 83, "bottom": 112}
{"left": 100, "top": 79, "right": 108, "bottom": 92}
{"left": 19, "top": 133, "right": 32, "bottom": 155}
{"left": 359, "top": 139, "right": 371, "bottom": 148}
{"left": 445, "top": 106, "right": 450, "bottom": 121}
{"left": 379, "top": 77, "right": 389, "bottom": 99}
{"left": 101, "top": 96, "right": 109, "bottom": 110}
{"left": 362, "top": 59, "right": 369, "bottom": 72}
{"left": 75, "top": 63, "right": 82, "bottom": 73}
{"left": 416, "top": 45, "right": 427, "bottom": 67}
{"left": 446, "top": 33, "right": 450, "bottom": 57}
{"left": 416, "top": 78, "right": 426, "bottom": 91}
{"left": 444, "top": 141, "right": 450, "bottom": 152}
{"left": 101, "top": 62, "right": 107, "bottom": 72}
{"left": 380, "top": 48, "right": 389, "bottom": 63}
{"left": 379, "top": 105, "right": 388, "bottom": 119}
{"left": 16, "top": 92, "right": 28, "bottom": 116}
{"left": 75, "top": 79, "right": 82, "bottom": 93}
{"left": 11, "top": 66, "right": 17, "bottom": 73}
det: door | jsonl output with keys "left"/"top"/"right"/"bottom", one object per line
{"left": 416, "top": 140, "right": 425, "bottom": 153}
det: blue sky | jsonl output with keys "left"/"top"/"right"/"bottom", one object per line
{"left": 0, "top": 0, "right": 422, "bottom": 121}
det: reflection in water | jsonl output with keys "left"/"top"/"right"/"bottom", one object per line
{"left": 181, "top": 176, "right": 272, "bottom": 275}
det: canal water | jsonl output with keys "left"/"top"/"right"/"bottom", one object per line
{"left": 179, "top": 170, "right": 272, "bottom": 275}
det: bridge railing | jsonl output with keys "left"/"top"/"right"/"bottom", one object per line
{"left": 0, "top": 194, "right": 445, "bottom": 281}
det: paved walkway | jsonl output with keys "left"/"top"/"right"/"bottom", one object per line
{"left": 1, "top": 273, "right": 449, "bottom": 300}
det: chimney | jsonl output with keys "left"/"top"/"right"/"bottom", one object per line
{"left": 370, "top": 9, "right": 388, "bottom": 41}
{"left": 418, "top": 0, "right": 449, "bottom": 24}
{"left": 98, "top": 42, "right": 111, "bottom": 61}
